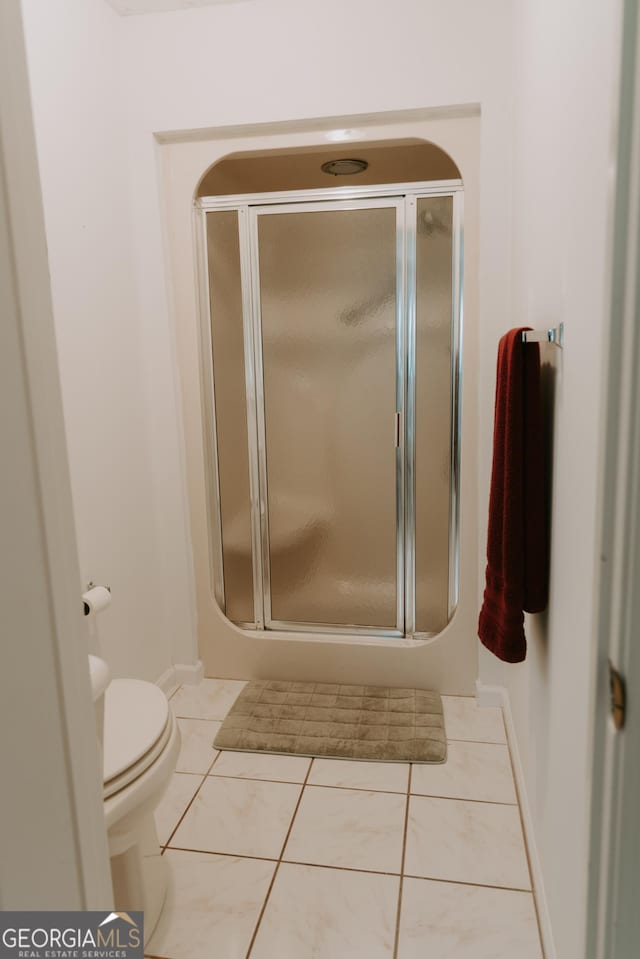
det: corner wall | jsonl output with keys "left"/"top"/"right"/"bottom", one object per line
{"left": 495, "top": 1, "right": 624, "bottom": 956}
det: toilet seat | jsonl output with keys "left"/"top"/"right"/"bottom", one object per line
{"left": 103, "top": 679, "right": 171, "bottom": 799}
{"left": 92, "top": 664, "right": 180, "bottom": 943}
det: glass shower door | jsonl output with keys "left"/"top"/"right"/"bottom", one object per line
{"left": 252, "top": 200, "right": 404, "bottom": 632}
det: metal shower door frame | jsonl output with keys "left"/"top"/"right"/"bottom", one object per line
{"left": 195, "top": 178, "right": 464, "bottom": 639}
{"left": 403, "top": 189, "right": 464, "bottom": 636}
{"left": 246, "top": 196, "right": 406, "bottom": 637}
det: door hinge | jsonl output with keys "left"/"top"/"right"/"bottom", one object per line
{"left": 609, "top": 660, "right": 626, "bottom": 730}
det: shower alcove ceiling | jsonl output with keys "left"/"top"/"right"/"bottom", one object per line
{"left": 161, "top": 112, "right": 480, "bottom": 691}
{"left": 197, "top": 139, "right": 461, "bottom": 640}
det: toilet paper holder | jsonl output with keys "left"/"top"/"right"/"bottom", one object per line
{"left": 83, "top": 582, "right": 111, "bottom": 616}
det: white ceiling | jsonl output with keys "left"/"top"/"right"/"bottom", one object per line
{"left": 106, "top": 0, "right": 251, "bottom": 15}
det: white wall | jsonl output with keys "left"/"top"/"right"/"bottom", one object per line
{"left": 19, "top": 0, "right": 516, "bottom": 687}
{"left": 19, "top": 0, "right": 515, "bottom": 685}
{"left": 117, "top": 0, "right": 514, "bottom": 688}
{"left": 122, "top": 0, "right": 514, "bottom": 132}
{"left": 20, "top": 0, "right": 194, "bottom": 682}
{"left": 500, "top": 1, "right": 623, "bottom": 956}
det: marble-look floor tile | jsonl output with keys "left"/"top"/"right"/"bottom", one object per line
{"left": 175, "top": 719, "right": 220, "bottom": 774}
{"left": 171, "top": 679, "right": 247, "bottom": 720}
{"left": 154, "top": 773, "right": 202, "bottom": 845}
{"left": 398, "top": 877, "right": 543, "bottom": 959}
{"left": 442, "top": 696, "right": 507, "bottom": 744}
{"left": 308, "top": 758, "right": 410, "bottom": 793}
{"left": 405, "top": 795, "right": 531, "bottom": 889}
{"left": 284, "top": 785, "right": 405, "bottom": 874}
{"left": 170, "top": 678, "right": 247, "bottom": 720}
{"left": 251, "top": 862, "right": 399, "bottom": 959}
{"left": 411, "top": 741, "right": 517, "bottom": 804}
{"left": 147, "top": 849, "right": 275, "bottom": 959}
{"left": 170, "top": 775, "right": 301, "bottom": 859}
{"left": 210, "top": 750, "right": 311, "bottom": 783}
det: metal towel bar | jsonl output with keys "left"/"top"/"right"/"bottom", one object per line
{"left": 522, "top": 323, "right": 564, "bottom": 347}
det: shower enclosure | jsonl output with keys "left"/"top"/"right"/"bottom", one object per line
{"left": 195, "top": 180, "right": 463, "bottom": 640}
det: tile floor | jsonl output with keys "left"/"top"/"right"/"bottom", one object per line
{"left": 146, "top": 678, "right": 544, "bottom": 959}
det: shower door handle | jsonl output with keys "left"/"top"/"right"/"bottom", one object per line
{"left": 394, "top": 412, "right": 401, "bottom": 448}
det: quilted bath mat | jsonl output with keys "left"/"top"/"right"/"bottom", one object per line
{"left": 213, "top": 680, "right": 446, "bottom": 763}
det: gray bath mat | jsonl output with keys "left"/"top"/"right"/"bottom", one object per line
{"left": 213, "top": 680, "right": 446, "bottom": 763}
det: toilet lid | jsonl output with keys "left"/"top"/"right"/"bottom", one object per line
{"left": 103, "top": 679, "right": 170, "bottom": 784}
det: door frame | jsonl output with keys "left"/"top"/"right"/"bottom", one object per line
{"left": 195, "top": 179, "right": 464, "bottom": 639}
{"left": 0, "top": 0, "right": 113, "bottom": 909}
{"left": 586, "top": 0, "right": 640, "bottom": 955}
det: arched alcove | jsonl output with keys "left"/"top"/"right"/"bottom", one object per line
{"left": 194, "top": 136, "right": 463, "bottom": 639}
{"left": 196, "top": 138, "right": 461, "bottom": 197}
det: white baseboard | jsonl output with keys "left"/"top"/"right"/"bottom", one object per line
{"left": 174, "top": 659, "right": 204, "bottom": 686}
{"left": 474, "top": 679, "right": 506, "bottom": 708}
{"left": 476, "top": 681, "right": 556, "bottom": 959}
{"left": 156, "top": 660, "right": 203, "bottom": 697}
{"left": 155, "top": 665, "right": 178, "bottom": 697}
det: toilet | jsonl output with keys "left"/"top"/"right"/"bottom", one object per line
{"left": 89, "top": 655, "right": 180, "bottom": 942}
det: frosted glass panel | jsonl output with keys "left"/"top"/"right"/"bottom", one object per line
{"left": 257, "top": 206, "right": 398, "bottom": 627}
{"left": 207, "top": 211, "right": 254, "bottom": 623}
{"left": 415, "top": 196, "right": 454, "bottom": 632}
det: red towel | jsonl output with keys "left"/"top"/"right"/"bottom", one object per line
{"left": 478, "top": 328, "right": 548, "bottom": 663}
